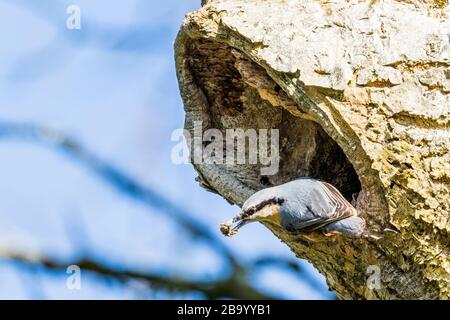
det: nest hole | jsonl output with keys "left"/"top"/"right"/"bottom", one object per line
{"left": 186, "top": 39, "right": 361, "bottom": 202}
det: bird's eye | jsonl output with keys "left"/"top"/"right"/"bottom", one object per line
{"left": 245, "top": 208, "right": 255, "bottom": 217}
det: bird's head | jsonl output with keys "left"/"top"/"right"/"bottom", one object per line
{"left": 220, "top": 188, "right": 284, "bottom": 237}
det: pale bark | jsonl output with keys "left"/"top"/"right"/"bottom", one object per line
{"left": 175, "top": 0, "right": 449, "bottom": 299}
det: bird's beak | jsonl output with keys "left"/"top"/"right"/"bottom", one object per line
{"left": 220, "top": 203, "right": 281, "bottom": 237}
{"left": 220, "top": 213, "right": 251, "bottom": 237}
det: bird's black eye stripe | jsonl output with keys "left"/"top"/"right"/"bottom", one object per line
{"left": 242, "top": 208, "right": 255, "bottom": 218}
{"left": 243, "top": 198, "right": 284, "bottom": 217}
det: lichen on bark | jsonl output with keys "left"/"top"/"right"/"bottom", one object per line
{"left": 175, "top": 0, "right": 449, "bottom": 299}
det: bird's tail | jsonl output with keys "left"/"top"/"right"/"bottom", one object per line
{"left": 322, "top": 215, "right": 365, "bottom": 237}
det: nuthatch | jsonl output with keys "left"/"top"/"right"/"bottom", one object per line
{"left": 220, "top": 177, "right": 365, "bottom": 238}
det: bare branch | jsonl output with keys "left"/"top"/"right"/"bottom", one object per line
{"left": 0, "top": 121, "right": 236, "bottom": 266}
{"left": 0, "top": 249, "right": 275, "bottom": 300}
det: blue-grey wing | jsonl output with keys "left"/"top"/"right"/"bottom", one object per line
{"left": 285, "top": 181, "right": 357, "bottom": 233}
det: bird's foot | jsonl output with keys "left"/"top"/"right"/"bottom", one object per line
{"left": 362, "top": 227, "right": 400, "bottom": 241}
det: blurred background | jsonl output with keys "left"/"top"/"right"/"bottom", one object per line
{"left": 0, "top": 0, "right": 335, "bottom": 299}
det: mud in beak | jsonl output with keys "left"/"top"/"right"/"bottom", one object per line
{"left": 220, "top": 214, "right": 251, "bottom": 237}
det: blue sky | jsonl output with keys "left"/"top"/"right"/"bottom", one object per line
{"left": 0, "top": 0, "right": 334, "bottom": 299}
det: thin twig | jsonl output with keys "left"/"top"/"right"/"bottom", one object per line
{"left": 0, "top": 250, "right": 274, "bottom": 300}
{"left": 0, "top": 121, "right": 237, "bottom": 266}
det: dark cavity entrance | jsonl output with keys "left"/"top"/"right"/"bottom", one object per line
{"left": 186, "top": 39, "right": 361, "bottom": 202}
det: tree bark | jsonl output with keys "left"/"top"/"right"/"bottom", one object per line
{"left": 175, "top": 0, "right": 449, "bottom": 299}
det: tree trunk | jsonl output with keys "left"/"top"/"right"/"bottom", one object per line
{"left": 174, "top": 0, "right": 449, "bottom": 299}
